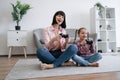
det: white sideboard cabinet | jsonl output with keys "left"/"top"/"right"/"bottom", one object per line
{"left": 90, "top": 6, "right": 116, "bottom": 53}
{"left": 7, "top": 30, "right": 27, "bottom": 58}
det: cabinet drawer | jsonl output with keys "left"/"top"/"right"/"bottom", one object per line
{"left": 8, "top": 31, "right": 27, "bottom": 38}
{"left": 8, "top": 38, "right": 27, "bottom": 46}
{"left": 7, "top": 30, "right": 27, "bottom": 46}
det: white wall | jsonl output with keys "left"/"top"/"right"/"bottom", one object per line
{"left": 0, "top": 0, "right": 120, "bottom": 55}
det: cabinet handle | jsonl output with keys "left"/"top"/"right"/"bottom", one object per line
{"left": 17, "top": 32, "right": 18, "bottom": 34}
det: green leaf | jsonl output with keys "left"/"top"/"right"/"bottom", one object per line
{"left": 11, "top": 1, "right": 31, "bottom": 22}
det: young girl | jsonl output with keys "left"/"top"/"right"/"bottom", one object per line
{"left": 36, "top": 11, "right": 77, "bottom": 70}
{"left": 72, "top": 27, "right": 102, "bottom": 67}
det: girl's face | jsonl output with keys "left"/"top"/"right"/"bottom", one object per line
{"left": 78, "top": 29, "right": 87, "bottom": 40}
{"left": 55, "top": 15, "right": 64, "bottom": 25}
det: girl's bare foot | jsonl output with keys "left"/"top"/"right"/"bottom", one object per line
{"left": 40, "top": 63, "right": 54, "bottom": 70}
{"left": 88, "top": 62, "right": 99, "bottom": 67}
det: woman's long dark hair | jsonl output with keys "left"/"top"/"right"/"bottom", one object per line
{"left": 52, "top": 11, "right": 66, "bottom": 29}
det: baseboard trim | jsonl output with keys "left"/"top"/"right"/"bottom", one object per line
{"left": 0, "top": 54, "right": 36, "bottom": 57}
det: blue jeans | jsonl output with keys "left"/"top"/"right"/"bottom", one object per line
{"left": 36, "top": 45, "right": 78, "bottom": 67}
{"left": 72, "top": 53, "right": 102, "bottom": 66}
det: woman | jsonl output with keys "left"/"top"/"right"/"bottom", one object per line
{"left": 72, "top": 27, "right": 102, "bottom": 67}
{"left": 36, "top": 11, "right": 77, "bottom": 70}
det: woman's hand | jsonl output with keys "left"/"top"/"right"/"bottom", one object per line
{"left": 65, "top": 37, "right": 69, "bottom": 43}
{"left": 51, "top": 41, "right": 60, "bottom": 51}
{"left": 51, "top": 34, "right": 61, "bottom": 42}
{"left": 48, "top": 34, "right": 61, "bottom": 51}
{"left": 61, "top": 37, "right": 70, "bottom": 49}
{"left": 55, "top": 34, "right": 62, "bottom": 41}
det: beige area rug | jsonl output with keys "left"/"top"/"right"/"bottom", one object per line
{"left": 5, "top": 55, "right": 120, "bottom": 80}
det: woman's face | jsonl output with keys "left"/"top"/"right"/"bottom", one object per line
{"left": 55, "top": 15, "right": 64, "bottom": 25}
{"left": 78, "top": 29, "right": 87, "bottom": 40}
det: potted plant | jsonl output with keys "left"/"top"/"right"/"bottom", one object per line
{"left": 11, "top": 1, "right": 31, "bottom": 30}
{"left": 94, "top": 2, "right": 104, "bottom": 18}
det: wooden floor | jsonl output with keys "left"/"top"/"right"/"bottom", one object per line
{"left": 0, "top": 55, "right": 120, "bottom": 80}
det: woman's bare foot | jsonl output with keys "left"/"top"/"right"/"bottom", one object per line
{"left": 40, "top": 63, "right": 54, "bottom": 70}
{"left": 62, "top": 61, "right": 75, "bottom": 66}
{"left": 88, "top": 62, "right": 99, "bottom": 67}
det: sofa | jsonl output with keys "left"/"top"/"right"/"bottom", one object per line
{"left": 33, "top": 28, "right": 97, "bottom": 48}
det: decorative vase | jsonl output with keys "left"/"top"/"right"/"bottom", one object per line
{"left": 15, "top": 26, "right": 21, "bottom": 30}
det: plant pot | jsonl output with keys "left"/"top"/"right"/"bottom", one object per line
{"left": 15, "top": 26, "right": 21, "bottom": 30}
